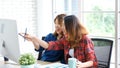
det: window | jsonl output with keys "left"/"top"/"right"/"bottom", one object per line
{"left": 82, "top": 0, "right": 115, "bottom": 37}
{"left": 52, "top": 0, "right": 115, "bottom": 37}
{"left": 0, "top": 0, "right": 37, "bottom": 54}
{"left": 115, "top": 0, "right": 120, "bottom": 67}
{"left": 51, "top": 0, "right": 116, "bottom": 67}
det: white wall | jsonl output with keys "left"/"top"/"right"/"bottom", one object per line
{"left": 37, "top": 0, "right": 53, "bottom": 39}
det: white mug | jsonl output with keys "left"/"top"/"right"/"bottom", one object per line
{"left": 68, "top": 58, "right": 77, "bottom": 68}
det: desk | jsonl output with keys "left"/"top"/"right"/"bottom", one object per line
{"left": 0, "top": 61, "right": 64, "bottom": 68}
{"left": 0, "top": 60, "right": 57, "bottom": 68}
{"left": 0, "top": 61, "right": 116, "bottom": 68}
{"left": 0, "top": 61, "right": 19, "bottom": 68}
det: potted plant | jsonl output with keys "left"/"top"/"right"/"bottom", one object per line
{"left": 18, "top": 53, "right": 36, "bottom": 68}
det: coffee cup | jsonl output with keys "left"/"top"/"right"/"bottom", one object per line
{"left": 68, "top": 58, "right": 77, "bottom": 68}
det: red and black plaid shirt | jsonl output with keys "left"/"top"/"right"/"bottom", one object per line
{"left": 47, "top": 35, "right": 98, "bottom": 68}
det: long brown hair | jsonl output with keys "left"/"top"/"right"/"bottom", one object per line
{"left": 53, "top": 14, "right": 66, "bottom": 38}
{"left": 64, "top": 15, "right": 88, "bottom": 48}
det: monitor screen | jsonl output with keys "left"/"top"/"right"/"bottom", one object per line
{"left": 0, "top": 19, "right": 21, "bottom": 63}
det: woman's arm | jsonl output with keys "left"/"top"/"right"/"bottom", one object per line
{"left": 31, "top": 36, "right": 49, "bottom": 49}
{"left": 20, "top": 33, "right": 49, "bottom": 49}
{"left": 77, "top": 61, "right": 93, "bottom": 68}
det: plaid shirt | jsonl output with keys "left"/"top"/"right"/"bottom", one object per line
{"left": 47, "top": 35, "right": 98, "bottom": 68}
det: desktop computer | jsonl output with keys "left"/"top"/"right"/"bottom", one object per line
{"left": 0, "top": 19, "right": 21, "bottom": 63}
{"left": 0, "top": 19, "right": 69, "bottom": 68}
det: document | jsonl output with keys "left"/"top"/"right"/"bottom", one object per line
{"left": 34, "top": 63, "right": 68, "bottom": 68}
{"left": 42, "top": 63, "right": 68, "bottom": 68}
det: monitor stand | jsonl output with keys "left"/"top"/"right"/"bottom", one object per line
{"left": 4, "top": 57, "right": 9, "bottom": 62}
{"left": 0, "top": 40, "right": 9, "bottom": 63}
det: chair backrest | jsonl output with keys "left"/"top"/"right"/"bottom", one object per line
{"left": 91, "top": 38, "right": 113, "bottom": 68}
{"left": 42, "top": 36, "right": 46, "bottom": 40}
{"left": 37, "top": 36, "right": 46, "bottom": 60}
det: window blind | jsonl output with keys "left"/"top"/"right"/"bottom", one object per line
{"left": 0, "top": 0, "right": 37, "bottom": 35}
{"left": 0, "top": 0, "right": 37, "bottom": 54}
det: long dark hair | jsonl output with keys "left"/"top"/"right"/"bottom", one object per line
{"left": 64, "top": 15, "right": 88, "bottom": 48}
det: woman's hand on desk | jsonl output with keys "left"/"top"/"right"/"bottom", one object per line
{"left": 76, "top": 60, "right": 93, "bottom": 68}
{"left": 76, "top": 61, "right": 83, "bottom": 68}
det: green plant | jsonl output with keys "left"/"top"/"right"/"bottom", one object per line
{"left": 19, "top": 53, "right": 36, "bottom": 65}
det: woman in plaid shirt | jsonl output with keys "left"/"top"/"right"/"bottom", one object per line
{"left": 23, "top": 15, "right": 98, "bottom": 68}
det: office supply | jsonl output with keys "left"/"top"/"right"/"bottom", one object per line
{"left": 41, "top": 63, "right": 68, "bottom": 68}
{"left": 0, "top": 19, "right": 21, "bottom": 63}
{"left": 18, "top": 33, "right": 24, "bottom": 38}
{"left": 24, "top": 28, "right": 27, "bottom": 42}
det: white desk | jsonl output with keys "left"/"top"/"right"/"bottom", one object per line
{"left": 0, "top": 55, "right": 115, "bottom": 68}
{"left": 0, "top": 60, "right": 56, "bottom": 68}
{"left": 0, "top": 61, "right": 19, "bottom": 68}
{"left": 0, "top": 60, "right": 68, "bottom": 68}
{"left": 0, "top": 60, "right": 116, "bottom": 68}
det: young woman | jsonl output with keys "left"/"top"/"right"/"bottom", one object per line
{"left": 22, "top": 15, "right": 98, "bottom": 68}
{"left": 34, "top": 14, "right": 66, "bottom": 63}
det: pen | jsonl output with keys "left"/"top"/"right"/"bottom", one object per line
{"left": 24, "top": 28, "right": 27, "bottom": 41}
{"left": 18, "top": 33, "right": 24, "bottom": 38}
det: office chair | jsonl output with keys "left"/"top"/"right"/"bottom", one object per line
{"left": 37, "top": 36, "right": 46, "bottom": 60}
{"left": 91, "top": 38, "right": 113, "bottom": 68}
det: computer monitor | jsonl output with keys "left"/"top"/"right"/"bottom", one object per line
{"left": 0, "top": 19, "right": 21, "bottom": 63}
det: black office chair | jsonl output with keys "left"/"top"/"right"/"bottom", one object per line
{"left": 91, "top": 38, "right": 113, "bottom": 68}
{"left": 37, "top": 36, "right": 46, "bottom": 60}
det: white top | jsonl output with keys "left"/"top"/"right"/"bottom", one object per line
{"left": 69, "top": 49, "right": 74, "bottom": 58}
